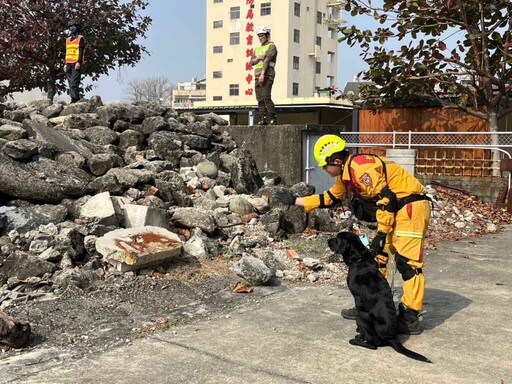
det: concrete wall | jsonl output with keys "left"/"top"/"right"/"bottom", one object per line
{"left": 223, "top": 124, "right": 340, "bottom": 186}
{"left": 224, "top": 125, "right": 506, "bottom": 203}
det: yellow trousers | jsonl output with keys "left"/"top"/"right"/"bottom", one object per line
{"left": 383, "top": 200, "right": 431, "bottom": 311}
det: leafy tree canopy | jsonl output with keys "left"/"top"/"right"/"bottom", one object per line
{"left": 0, "top": 0, "right": 151, "bottom": 101}
{"left": 339, "top": 0, "right": 512, "bottom": 129}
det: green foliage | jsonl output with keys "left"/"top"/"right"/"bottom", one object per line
{"left": 0, "top": 0, "right": 151, "bottom": 101}
{"left": 338, "top": 0, "right": 512, "bottom": 124}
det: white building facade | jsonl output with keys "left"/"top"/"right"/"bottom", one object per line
{"left": 204, "top": 0, "right": 344, "bottom": 105}
{"left": 171, "top": 77, "right": 207, "bottom": 109}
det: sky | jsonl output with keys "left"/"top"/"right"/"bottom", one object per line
{"left": 85, "top": 1, "right": 368, "bottom": 101}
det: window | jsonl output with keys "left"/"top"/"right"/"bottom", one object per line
{"left": 213, "top": 20, "right": 223, "bottom": 29}
{"left": 227, "top": 58, "right": 233, "bottom": 63}
{"left": 292, "top": 83, "right": 299, "bottom": 96}
{"left": 328, "top": 28, "right": 337, "bottom": 39}
{"left": 294, "top": 2, "right": 300, "bottom": 17}
{"left": 316, "top": 36, "right": 322, "bottom": 47}
{"left": 261, "top": 2, "right": 271, "bottom": 16}
{"left": 293, "top": 56, "right": 299, "bottom": 70}
{"left": 293, "top": 29, "right": 300, "bottom": 43}
{"left": 327, "top": 51, "right": 335, "bottom": 63}
{"left": 230, "top": 32, "right": 240, "bottom": 45}
{"left": 213, "top": 46, "right": 223, "bottom": 54}
{"left": 230, "top": 6, "right": 240, "bottom": 19}
{"left": 315, "top": 61, "right": 321, "bottom": 74}
{"left": 229, "top": 84, "right": 240, "bottom": 96}
{"left": 213, "top": 96, "right": 222, "bottom": 101}
{"left": 317, "top": 11, "right": 322, "bottom": 24}
{"left": 327, "top": 75, "right": 335, "bottom": 87}
{"left": 213, "top": 0, "right": 223, "bottom": 3}
{"left": 213, "top": 71, "right": 223, "bottom": 79}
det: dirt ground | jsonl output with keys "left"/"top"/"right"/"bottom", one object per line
{"left": 0, "top": 232, "right": 342, "bottom": 366}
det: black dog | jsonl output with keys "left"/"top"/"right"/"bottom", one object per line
{"left": 328, "top": 231, "right": 432, "bottom": 363}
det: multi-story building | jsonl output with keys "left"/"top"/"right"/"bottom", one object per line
{"left": 205, "top": 0, "right": 343, "bottom": 102}
{"left": 195, "top": 0, "right": 351, "bottom": 124}
{"left": 171, "top": 77, "right": 207, "bottom": 109}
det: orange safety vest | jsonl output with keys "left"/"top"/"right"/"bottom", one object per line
{"left": 65, "top": 35, "right": 85, "bottom": 64}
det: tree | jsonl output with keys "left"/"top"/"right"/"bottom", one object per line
{"left": 339, "top": 0, "right": 512, "bottom": 133}
{"left": 0, "top": 0, "right": 151, "bottom": 101}
{"left": 123, "top": 75, "right": 173, "bottom": 102}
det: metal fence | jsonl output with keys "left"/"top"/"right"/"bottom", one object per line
{"left": 339, "top": 131, "right": 512, "bottom": 150}
{"left": 338, "top": 131, "right": 512, "bottom": 186}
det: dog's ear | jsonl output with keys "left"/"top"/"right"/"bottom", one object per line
{"left": 328, "top": 236, "right": 341, "bottom": 253}
{"left": 339, "top": 232, "right": 369, "bottom": 254}
{"left": 328, "top": 232, "right": 350, "bottom": 255}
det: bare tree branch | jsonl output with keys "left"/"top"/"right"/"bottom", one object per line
{"left": 123, "top": 75, "right": 173, "bottom": 102}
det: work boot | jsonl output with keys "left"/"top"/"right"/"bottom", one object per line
{"left": 257, "top": 117, "right": 268, "bottom": 125}
{"left": 268, "top": 117, "right": 277, "bottom": 125}
{"left": 397, "top": 303, "right": 422, "bottom": 335}
{"left": 341, "top": 306, "right": 358, "bottom": 320}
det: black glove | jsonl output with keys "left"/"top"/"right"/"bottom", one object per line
{"left": 275, "top": 189, "right": 296, "bottom": 205}
{"left": 370, "top": 231, "right": 387, "bottom": 256}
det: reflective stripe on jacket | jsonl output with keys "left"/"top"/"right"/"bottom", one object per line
{"left": 65, "top": 35, "right": 85, "bottom": 64}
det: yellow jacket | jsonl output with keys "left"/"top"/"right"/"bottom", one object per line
{"left": 302, "top": 155, "right": 426, "bottom": 233}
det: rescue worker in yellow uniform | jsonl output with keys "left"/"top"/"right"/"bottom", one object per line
{"left": 275, "top": 134, "right": 431, "bottom": 334}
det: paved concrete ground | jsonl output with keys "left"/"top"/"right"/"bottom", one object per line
{"left": 5, "top": 226, "right": 512, "bottom": 384}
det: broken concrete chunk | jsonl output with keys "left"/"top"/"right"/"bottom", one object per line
{"left": 0, "top": 125, "right": 27, "bottom": 141}
{"left": 122, "top": 204, "right": 168, "bottom": 229}
{"left": 3, "top": 139, "right": 38, "bottom": 159}
{"left": 228, "top": 196, "right": 254, "bottom": 216}
{"left": 80, "top": 191, "right": 118, "bottom": 226}
{"left": 183, "top": 234, "right": 209, "bottom": 259}
{"left": 232, "top": 254, "right": 272, "bottom": 285}
{"left": 95, "top": 226, "right": 182, "bottom": 272}
{"left": 171, "top": 207, "right": 216, "bottom": 234}
{"left": 0, "top": 251, "right": 55, "bottom": 279}
{"left": 196, "top": 161, "right": 218, "bottom": 179}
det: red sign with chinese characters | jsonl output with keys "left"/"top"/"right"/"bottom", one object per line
{"left": 245, "top": 1, "right": 254, "bottom": 96}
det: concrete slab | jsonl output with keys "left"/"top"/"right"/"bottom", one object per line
{"left": 13, "top": 226, "right": 512, "bottom": 383}
{"left": 95, "top": 226, "right": 182, "bottom": 272}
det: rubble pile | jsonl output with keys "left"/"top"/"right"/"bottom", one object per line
{"left": 0, "top": 97, "right": 347, "bottom": 313}
{"left": 425, "top": 183, "right": 512, "bottom": 249}
{"left": 0, "top": 97, "right": 510, "bottom": 344}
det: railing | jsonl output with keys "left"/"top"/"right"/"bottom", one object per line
{"left": 337, "top": 131, "right": 512, "bottom": 187}
{"left": 339, "top": 131, "right": 512, "bottom": 148}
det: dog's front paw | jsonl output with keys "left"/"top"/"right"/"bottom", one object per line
{"left": 349, "top": 334, "right": 377, "bottom": 350}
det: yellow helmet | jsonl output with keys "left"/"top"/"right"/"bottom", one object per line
{"left": 314, "top": 134, "right": 346, "bottom": 167}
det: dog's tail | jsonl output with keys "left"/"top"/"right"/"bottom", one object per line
{"left": 388, "top": 339, "right": 432, "bottom": 363}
